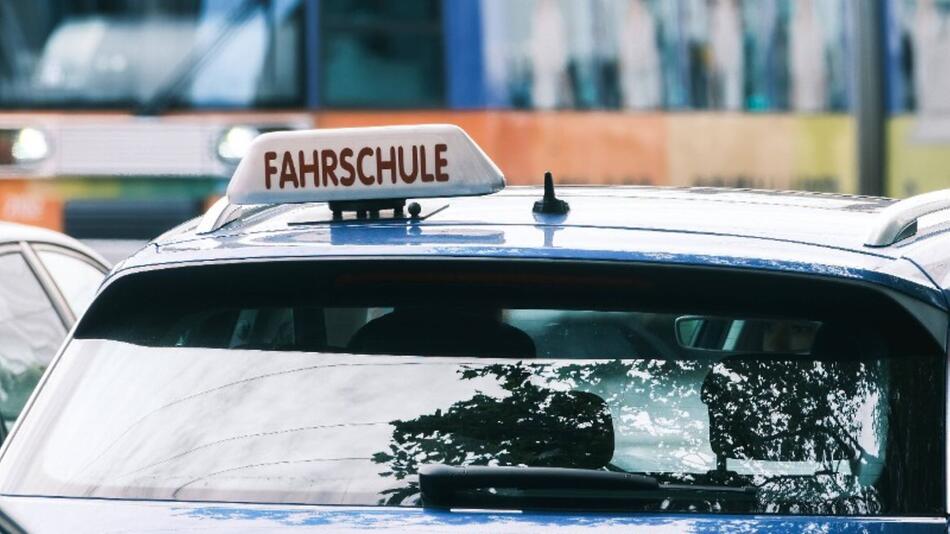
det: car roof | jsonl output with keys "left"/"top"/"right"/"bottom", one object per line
{"left": 0, "top": 221, "right": 108, "bottom": 265}
{"left": 117, "top": 186, "right": 950, "bottom": 309}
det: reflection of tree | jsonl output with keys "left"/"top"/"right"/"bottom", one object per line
{"left": 371, "top": 363, "right": 614, "bottom": 505}
{"left": 703, "top": 359, "right": 881, "bottom": 465}
{"left": 757, "top": 474, "right": 878, "bottom": 515}
{"left": 0, "top": 364, "right": 44, "bottom": 425}
{"left": 371, "top": 357, "right": 888, "bottom": 513}
{"left": 702, "top": 357, "right": 884, "bottom": 515}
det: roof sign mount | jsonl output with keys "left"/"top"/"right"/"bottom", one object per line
{"left": 533, "top": 171, "right": 570, "bottom": 215}
{"left": 329, "top": 198, "right": 406, "bottom": 221}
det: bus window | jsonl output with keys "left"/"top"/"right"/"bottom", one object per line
{"left": 0, "top": 1, "right": 304, "bottom": 109}
{"left": 319, "top": 0, "right": 444, "bottom": 108}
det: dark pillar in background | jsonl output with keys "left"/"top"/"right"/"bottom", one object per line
{"left": 855, "top": 0, "right": 887, "bottom": 196}
{"left": 304, "top": 0, "right": 321, "bottom": 108}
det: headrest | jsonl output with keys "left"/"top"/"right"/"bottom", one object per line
{"left": 348, "top": 309, "right": 536, "bottom": 358}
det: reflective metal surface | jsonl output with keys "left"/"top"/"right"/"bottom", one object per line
{"left": 105, "top": 188, "right": 949, "bottom": 309}
{"left": 0, "top": 496, "right": 943, "bottom": 533}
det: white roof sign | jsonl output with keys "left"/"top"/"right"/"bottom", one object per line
{"left": 226, "top": 124, "right": 505, "bottom": 205}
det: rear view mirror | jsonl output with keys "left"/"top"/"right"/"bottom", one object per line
{"left": 675, "top": 315, "right": 820, "bottom": 354}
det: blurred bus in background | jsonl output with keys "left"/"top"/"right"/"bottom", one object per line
{"left": 0, "top": 0, "right": 946, "bottom": 237}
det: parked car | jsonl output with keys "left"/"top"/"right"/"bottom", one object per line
{"left": 0, "top": 222, "right": 108, "bottom": 441}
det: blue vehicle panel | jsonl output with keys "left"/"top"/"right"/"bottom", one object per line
{"left": 5, "top": 178, "right": 950, "bottom": 532}
{"left": 111, "top": 187, "right": 949, "bottom": 306}
{"left": 0, "top": 497, "right": 943, "bottom": 533}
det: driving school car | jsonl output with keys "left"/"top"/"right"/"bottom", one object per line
{"left": 0, "top": 125, "right": 948, "bottom": 533}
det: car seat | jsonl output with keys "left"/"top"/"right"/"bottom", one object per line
{"left": 348, "top": 308, "right": 536, "bottom": 358}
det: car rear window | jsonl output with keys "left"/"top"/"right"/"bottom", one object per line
{"left": 0, "top": 260, "right": 943, "bottom": 516}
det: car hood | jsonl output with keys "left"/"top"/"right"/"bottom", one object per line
{"left": 0, "top": 497, "right": 941, "bottom": 533}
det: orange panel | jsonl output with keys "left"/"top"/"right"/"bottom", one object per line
{"left": 0, "top": 181, "right": 63, "bottom": 230}
{"left": 316, "top": 111, "right": 668, "bottom": 186}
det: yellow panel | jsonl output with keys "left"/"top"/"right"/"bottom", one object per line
{"left": 887, "top": 116, "right": 950, "bottom": 198}
{"left": 667, "top": 114, "right": 855, "bottom": 193}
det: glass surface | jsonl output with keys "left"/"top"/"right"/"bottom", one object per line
{"left": 320, "top": 0, "right": 444, "bottom": 107}
{"left": 0, "top": 252, "right": 64, "bottom": 427}
{"left": 888, "top": 0, "right": 950, "bottom": 113}
{"left": 0, "top": 260, "right": 941, "bottom": 515}
{"left": 0, "top": 0, "right": 304, "bottom": 108}
{"left": 481, "top": 0, "right": 854, "bottom": 111}
{"left": 885, "top": 0, "right": 950, "bottom": 197}
{"left": 0, "top": 332, "right": 936, "bottom": 514}
{"left": 37, "top": 250, "right": 104, "bottom": 317}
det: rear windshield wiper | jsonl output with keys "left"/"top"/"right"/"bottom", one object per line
{"left": 419, "top": 464, "right": 756, "bottom": 510}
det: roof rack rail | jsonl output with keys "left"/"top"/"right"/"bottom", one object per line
{"left": 865, "top": 188, "right": 950, "bottom": 247}
{"left": 196, "top": 197, "right": 237, "bottom": 234}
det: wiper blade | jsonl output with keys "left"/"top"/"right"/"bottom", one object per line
{"left": 420, "top": 464, "right": 658, "bottom": 508}
{"left": 421, "top": 464, "right": 658, "bottom": 493}
{"left": 419, "top": 464, "right": 755, "bottom": 510}
{"left": 135, "top": 0, "right": 261, "bottom": 116}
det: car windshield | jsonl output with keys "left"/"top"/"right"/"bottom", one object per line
{"left": 0, "top": 1, "right": 303, "bottom": 109}
{"left": 0, "top": 260, "right": 942, "bottom": 516}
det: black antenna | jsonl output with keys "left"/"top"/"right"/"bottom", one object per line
{"left": 533, "top": 171, "right": 570, "bottom": 215}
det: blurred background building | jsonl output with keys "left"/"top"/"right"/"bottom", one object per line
{"left": 0, "top": 0, "right": 947, "bottom": 238}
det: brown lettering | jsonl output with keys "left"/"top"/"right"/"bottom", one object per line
{"left": 339, "top": 148, "right": 356, "bottom": 186}
{"left": 321, "top": 149, "right": 339, "bottom": 187}
{"left": 376, "top": 146, "right": 397, "bottom": 184}
{"left": 434, "top": 143, "right": 449, "bottom": 182}
{"left": 419, "top": 145, "right": 435, "bottom": 182}
{"left": 357, "top": 147, "right": 375, "bottom": 185}
{"left": 279, "top": 151, "right": 298, "bottom": 189}
{"left": 264, "top": 151, "right": 278, "bottom": 189}
{"left": 397, "top": 146, "right": 418, "bottom": 184}
{"left": 297, "top": 150, "right": 319, "bottom": 188}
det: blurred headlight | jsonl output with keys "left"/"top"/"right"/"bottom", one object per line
{"left": 0, "top": 128, "right": 50, "bottom": 164}
{"left": 12, "top": 128, "right": 50, "bottom": 162}
{"left": 216, "top": 126, "right": 260, "bottom": 163}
